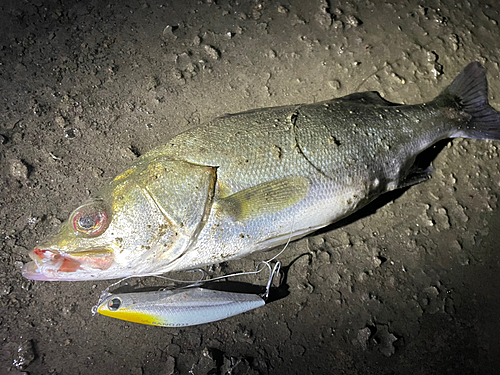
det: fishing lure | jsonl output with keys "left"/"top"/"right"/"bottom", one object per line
{"left": 96, "top": 287, "right": 266, "bottom": 327}
{"left": 94, "top": 262, "right": 280, "bottom": 327}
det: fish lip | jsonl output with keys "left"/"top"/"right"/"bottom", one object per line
{"left": 22, "top": 253, "right": 61, "bottom": 281}
{"left": 22, "top": 259, "right": 46, "bottom": 280}
{"left": 22, "top": 247, "right": 115, "bottom": 281}
{"left": 22, "top": 262, "right": 80, "bottom": 281}
{"left": 22, "top": 248, "right": 75, "bottom": 281}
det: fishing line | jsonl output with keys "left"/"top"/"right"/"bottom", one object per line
{"left": 263, "top": 261, "right": 281, "bottom": 300}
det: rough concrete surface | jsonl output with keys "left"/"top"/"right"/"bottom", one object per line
{"left": 1, "top": 0, "right": 500, "bottom": 374}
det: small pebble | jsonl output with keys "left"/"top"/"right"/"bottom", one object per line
{"left": 162, "top": 25, "right": 177, "bottom": 40}
{"left": 191, "top": 347, "right": 216, "bottom": 374}
{"left": 356, "top": 327, "right": 372, "bottom": 350}
{"left": 12, "top": 340, "right": 35, "bottom": 370}
{"left": 328, "top": 79, "right": 342, "bottom": 90}
{"left": 163, "top": 356, "right": 176, "bottom": 375}
{"left": 277, "top": 5, "right": 289, "bottom": 14}
{"left": 344, "top": 14, "right": 361, "bottom": 27}
{"left": 9, "top": 159, "right": 28, "bottom": 180}
{"left": 54, "top": 115, "right": 66, "bottom": 127}
{"left": 204, "top": 45, "right": 220, "bottom": 60}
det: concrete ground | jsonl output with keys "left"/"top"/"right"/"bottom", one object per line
{"left": 1, "top": 1, "right": 500, "bottom": 374}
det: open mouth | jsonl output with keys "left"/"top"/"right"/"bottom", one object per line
{"left": 22, "top": 248, "right": 114, "bottom": 281}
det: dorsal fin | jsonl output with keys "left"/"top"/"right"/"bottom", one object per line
{"left": 337, "top": 91, "right": 398, "bottom": 106}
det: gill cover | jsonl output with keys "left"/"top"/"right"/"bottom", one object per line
{"left": 106, "top": 156, "right": 217, "bottom": 266}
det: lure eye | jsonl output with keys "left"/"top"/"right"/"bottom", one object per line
{"left": 71, "top": 200, "right": 109, "bottom": 237}
{"left": 108, "top": 297, "right": 121, "bottom": 311}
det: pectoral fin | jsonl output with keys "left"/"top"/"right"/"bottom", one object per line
{"left": 218, "top": 177, "right": 310, "bottom": 222}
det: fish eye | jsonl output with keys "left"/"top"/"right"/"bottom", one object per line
{"left": 71, "top": 200, "right": 109, "bottom": 237}
{"left": 78, "top": 214, "right": 98, "bottom": 230}
{"left": 108, "top": 297, "right": 121, "bottom": 311}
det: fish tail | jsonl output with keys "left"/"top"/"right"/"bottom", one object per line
{"left": 436, "top": 62, "right": 500, "bottom": 141}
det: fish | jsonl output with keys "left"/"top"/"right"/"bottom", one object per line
{"left": 96, "top": 287, "right": 265, "bottom": 327}
{"left": 22, "top": 62, "right": 500, "bottom": 281}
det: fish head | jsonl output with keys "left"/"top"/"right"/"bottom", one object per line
{"left": 23, "top": 157, "right": 217, "bottom": 281}
{"left": 22, "top": 194, "right": 182, "bottom": 281}
{"left": 23, "top": 199, "right": 116, "bottom": 280}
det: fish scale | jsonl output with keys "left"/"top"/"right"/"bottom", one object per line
{"left": 151, "top": 105, "right": 309, "bottom": 193}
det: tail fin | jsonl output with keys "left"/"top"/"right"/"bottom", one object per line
{"left": 438, "top": 62, "right": 500, "bottom": 141}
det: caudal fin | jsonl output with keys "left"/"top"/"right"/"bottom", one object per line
{"left": 438, "top": 62, "right": 500, "bottom": 141}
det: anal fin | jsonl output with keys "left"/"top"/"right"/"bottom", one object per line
{"left": 399, "top": 165, "right": 435, "bottom": 189}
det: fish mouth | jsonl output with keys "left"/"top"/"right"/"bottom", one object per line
{"left": 22, "top": 247, "right": 115, "bottom": 281}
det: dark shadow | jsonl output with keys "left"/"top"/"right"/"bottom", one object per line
{"left": 265, "top": 253, "right": 314, "bottom": 303}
